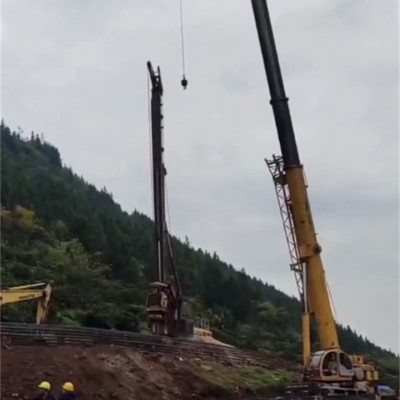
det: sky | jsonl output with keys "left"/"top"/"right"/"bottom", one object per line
{"left": 1, "top": 0, "right": 399, "bottom": 353}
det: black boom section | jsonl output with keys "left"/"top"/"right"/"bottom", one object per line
{"left": 251, "top": 0, "right": 300, "bottom": 168}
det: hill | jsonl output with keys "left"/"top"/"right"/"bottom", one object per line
{"left": 0, "top": 121, "right": 398, "bottom": 386}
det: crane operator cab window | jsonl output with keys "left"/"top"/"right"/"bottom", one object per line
{"left": 325, "top": 352, "right": 338, "bottom": 375}
{"left": 321, "top": 350, "right": 354, "bottom": 378}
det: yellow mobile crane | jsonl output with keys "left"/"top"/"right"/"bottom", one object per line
{"left": 0, "top": 282, "right": 52, "bottom": 324}
{"left": 250, "top": 0, "right": 379, "bottom": 397}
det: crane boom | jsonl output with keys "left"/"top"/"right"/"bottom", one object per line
{"left": 250, "top": 0, "right": 379, "bottom": 396}
{"left": 251, "top": 0, "right": 338, "bottom": 354}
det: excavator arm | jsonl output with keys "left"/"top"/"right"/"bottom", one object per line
{"left": 0, "top": 282, "right": 52, "bottom": 324}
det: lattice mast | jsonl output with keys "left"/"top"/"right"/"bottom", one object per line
{"left": 266, "top": 155, "right": 305, "bottom": 303}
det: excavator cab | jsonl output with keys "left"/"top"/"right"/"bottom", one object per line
{"left": 305, "top": 349, "right": 355, "bottom": 383}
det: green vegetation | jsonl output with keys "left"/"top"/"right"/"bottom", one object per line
{"left": 194, "top": 363, "right": 296, "bottom": 396}
{"left": 0, "top": 121, "right": 398, "bottom": 387}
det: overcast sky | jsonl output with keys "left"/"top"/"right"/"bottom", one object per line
{"left": 1, "top": 0, "right": 399, "bottom": 353}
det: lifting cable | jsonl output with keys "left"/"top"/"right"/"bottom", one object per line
{"left": 179, "top": 0, "right": 188, "bottom": 90}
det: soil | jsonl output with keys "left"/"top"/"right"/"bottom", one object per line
{"left": 1, "top": 345, "right": 295, "bottom": 400}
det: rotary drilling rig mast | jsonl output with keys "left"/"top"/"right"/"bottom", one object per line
{"left": 145, "top": 61, "right": 193, "bottom": 338}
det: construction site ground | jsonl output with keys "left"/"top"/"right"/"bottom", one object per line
{"left": 1, "top": 344, "right": 300, "bottom": 400}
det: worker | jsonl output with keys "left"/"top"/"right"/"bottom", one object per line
{"left": 328, "top": 353, "right": 338, "bottom": 375}
{"left": 33, "top": 381, "right": 56, "bottom": 400}
{"left": 57, "top": 382, "right": 78, "bottom": 400}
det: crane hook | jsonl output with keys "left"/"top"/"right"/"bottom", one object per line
{"left": 181, "top": 75, "right": 188, "bottom": 90}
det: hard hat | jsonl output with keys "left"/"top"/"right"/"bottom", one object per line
{"left": 38, "top": 381, "right": 51, "bottom": 390}
{"left": 62, "top": 382, "right": 74, "bottom": 392}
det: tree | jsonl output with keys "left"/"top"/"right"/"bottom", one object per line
{"left": 0, "top": 121, "right": 398, "bottom": 384}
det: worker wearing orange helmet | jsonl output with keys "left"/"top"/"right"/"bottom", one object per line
{"left": 57, "top": 382, "right": 79, "bottom": 400}
{"left": 33, "top": 381, "right": 56, "bottom": 400}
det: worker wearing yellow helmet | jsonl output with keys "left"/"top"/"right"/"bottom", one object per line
{"left": 33, "top": 381, "right": 56, "bottom": 400}
{"left": 57, "top": 382, "right": 79, "bottom": 400}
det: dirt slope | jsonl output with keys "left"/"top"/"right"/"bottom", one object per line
{"left": 1, "top": 345, "right": 299, "bottom": 400}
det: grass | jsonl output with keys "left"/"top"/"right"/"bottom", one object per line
{"left": 192, "top": 363, "right": 296, "bottom": 396}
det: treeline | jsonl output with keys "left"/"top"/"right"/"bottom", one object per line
{"left": 0, "top": 122, "right": 398, "bottom": 385}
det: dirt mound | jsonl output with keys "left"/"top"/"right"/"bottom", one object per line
{"left": 2, "top": 345, "right": 196, "bottom": 400}
{"left": 192, "top": 335, "right": 234, "bottom": 347}
{"left": 1, "top": 345, "right": 298, "bottom": 400}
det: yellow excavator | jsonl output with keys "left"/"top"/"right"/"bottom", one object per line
{"left": 0, "top": 282, "right": 52, "bottom": 324}
{"left": 250, "top": 0, "right": 384, "bottom": 398}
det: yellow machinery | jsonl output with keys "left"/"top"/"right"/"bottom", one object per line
{"left": 0, "top": 282, "right": 52, "bottom": 324}
{"left": 251, "top": 0, "right": 380, "bottom": 397}
{"left": 192, "top": 317, "right": 232, "bottom": 346}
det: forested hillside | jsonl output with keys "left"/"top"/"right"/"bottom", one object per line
{"left": 0, "top": 122, "right": 398, "bottom": 385}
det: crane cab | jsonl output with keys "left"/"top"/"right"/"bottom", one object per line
{"left": 305, "top": 349, "right": 355, "bottom": 383}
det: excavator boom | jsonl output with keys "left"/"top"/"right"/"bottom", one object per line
{"left": 0, "top": 282, "right": 52, "bottom": 324}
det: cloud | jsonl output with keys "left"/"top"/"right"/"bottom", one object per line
{"left": 2, "top": 0, "right": 398, "bottom": 352}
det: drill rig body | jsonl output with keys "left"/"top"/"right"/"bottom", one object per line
{"left": 251, "top": 0, "right": 379, "bottom": 397}
{"left": 145, "top": 61, "right": 193, "bottom": 338}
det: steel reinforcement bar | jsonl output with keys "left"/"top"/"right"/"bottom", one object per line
{"left": 0, "top": 323, "right": 290, "bottom": 369}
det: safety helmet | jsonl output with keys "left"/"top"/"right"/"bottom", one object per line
{"left": 62, "top": 382, "right": 74, "bottom": 392}
{"left": 38, "top": 381, "right": 51, "bottom": 390}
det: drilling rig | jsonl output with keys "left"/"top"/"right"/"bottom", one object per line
{"left": 145, "top": 61, "right": 193, "bottom": 338}
{"left": 250, "top": 0, "right": 379, "bottom": 398}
